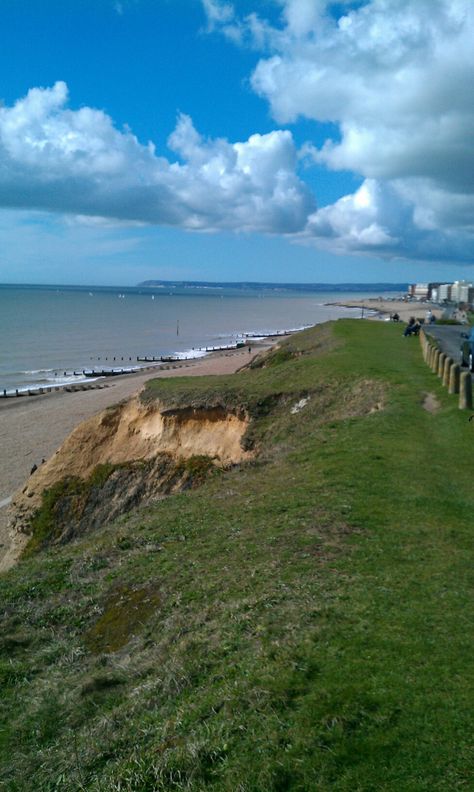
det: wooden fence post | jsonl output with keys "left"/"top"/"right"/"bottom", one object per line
{"left": 459, "top": 371, "right": 472, "bottom": 409}
{"left": 449, "top": 363, "right": 460, "bottom": 394}
{"left": 443, "top": 357, "right": 453, "bottom": 387}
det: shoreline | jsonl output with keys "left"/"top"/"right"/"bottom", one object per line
{"left": 0, "top": 337, "right": 276, "bottom": 571}
{"left": 1, "top": 328, "right": 310, "bottom": 398}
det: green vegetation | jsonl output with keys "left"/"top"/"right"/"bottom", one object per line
{"left": 24, "top": 455, "right": 221, "bottom": 559}
{"left": 23, "top": 463, "right": 118, "bottom": 557}
{"left": 84, "top": 584, "right": 162, "bottom": 655}
{"left": 1, "top": 320, "right": 473, "bottom": 790}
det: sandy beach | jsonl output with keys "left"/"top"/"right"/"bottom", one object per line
{"left": 326, "top": 298, "right": 444, "bottom": 323}
{"left": 0, "top": 340, "right": 275, "bottom": 570}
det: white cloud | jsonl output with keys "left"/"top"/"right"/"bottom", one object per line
{"left": 201, "top": 0, "right": 234, "bottom": 27}
{"left": 206, "top": 0, "right": 474, "bottom": 263}
{"left": 3, "top": 0, "right": 474, "bottom": 268}
{"left": 0, "top": 82, "right": 314, "bottom": 234}
{"left": 200, "top": 0, "right": 244, "bottom": 43}
{"left": 301, "top": 178, "right": 474, "bottom": 263}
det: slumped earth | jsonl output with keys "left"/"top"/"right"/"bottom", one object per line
{"left": 0, "top": 320, "right": 473, "bottom": 791}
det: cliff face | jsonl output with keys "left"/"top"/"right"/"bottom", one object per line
{"left": 9, "top": 396, "right": 251, "bottom": 551}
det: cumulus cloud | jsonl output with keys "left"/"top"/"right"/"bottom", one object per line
{"left": 252, "top": 1, "right": 474, "bottom": 187}
{"left": 3, "top": 0, "right": 474, "bottom": 266}
{"left": 303, "top": 178, "right": 473, "bottom": 263}
{"left": 0, "top": 81, "right": 314, "bottom": 234}
{"left": 205, "top": 0, "right": 474, "bottom": 263}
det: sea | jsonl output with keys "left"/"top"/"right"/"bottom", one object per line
{"left": 0, "top": 283, "right": 404, "bottom": 395}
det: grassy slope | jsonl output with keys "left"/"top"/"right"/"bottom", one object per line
{"left": 0, "top": 320, "right": 473, "bottom": 791}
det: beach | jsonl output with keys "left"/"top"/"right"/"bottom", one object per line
{"left": 0, "top": 340, "right": 273, "bottom": 570}
{"left": 326, "top": 297, "right": 443, "bottom": 322}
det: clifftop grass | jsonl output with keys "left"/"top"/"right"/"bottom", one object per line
{"left": 1, "top": 320, "right": 473, "bottom": 791}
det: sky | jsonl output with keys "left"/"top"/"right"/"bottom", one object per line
{"left": 0, "top": 0, "right": 473, "bottom": 286}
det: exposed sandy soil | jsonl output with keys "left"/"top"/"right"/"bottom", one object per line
{"left": 12, "top": 398, "right": 251, "bottom": 537}
{"left": 0, "top": 341, "right": 271, "bottom": 571}
{"left": 422, "top": 392, "right": 441, "bottom": 413}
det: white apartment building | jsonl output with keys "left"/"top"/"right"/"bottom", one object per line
{"left": 450, "top": 281, "right": 474, "bottom": 303}
{"left": 409, "top": 281, "right": 474, "bottom": 305}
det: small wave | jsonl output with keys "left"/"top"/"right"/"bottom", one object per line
{"left": 45, "top": 372, "right": 108, "bottom": 388}
{"left": 45, "top": 374, "right": 88, "bottom": 385}
{"left": 169, "top": 349, "right": 208, "bottom": 360}
{"left": 3, "top": 375, "right": 104, "bottom": 396}
{"left": 21, "top": 368, "right": 55, "bottom": 375}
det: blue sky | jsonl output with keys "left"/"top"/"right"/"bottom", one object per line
{"left": 0, "top": 0, "right": 473, "bottom": 285}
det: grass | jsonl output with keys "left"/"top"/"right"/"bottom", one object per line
{"left": 23, "top": 463, "right": 118, "bottom": 556}
{"left": 0, "top": 319, "right": 473, "bottom": 790}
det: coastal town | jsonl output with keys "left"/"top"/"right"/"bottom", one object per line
{"left": 330, "top": 279, "right": 474, "bottom": 325}
{"left": 402, "top": 280, "right": 474, "bottom": 322}
{"left": 407, "top": 280, "right": 474, "bottom": 307}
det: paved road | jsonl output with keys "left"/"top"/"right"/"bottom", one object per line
{"left": 424, "top": 324, "right": 466, "bottom": 365}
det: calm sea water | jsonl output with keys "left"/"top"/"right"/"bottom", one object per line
{"left": 0, "top": 284, "right": 393, "bottom": 393}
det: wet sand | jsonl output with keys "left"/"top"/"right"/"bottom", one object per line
{"left": 0, "top": 341, "right": 273, "bottom": 570}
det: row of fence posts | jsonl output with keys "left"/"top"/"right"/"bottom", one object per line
{"left": 419, "top": 329, "right": 472, "bottom": 409}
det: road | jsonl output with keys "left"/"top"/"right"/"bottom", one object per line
{"left": 424, "top": 324, "right": 466, "bottom": 365}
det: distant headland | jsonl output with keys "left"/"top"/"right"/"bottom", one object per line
{"left": 137, "top": 280, "right": 408, "bottom": 293}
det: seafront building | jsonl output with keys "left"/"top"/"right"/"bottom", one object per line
{"left": 407, "top": 282, "right": 442, "bottom": 300}
{"left": 408, "top": 280, "right": 474, "bottom": 308}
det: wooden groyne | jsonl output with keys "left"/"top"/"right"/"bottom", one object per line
{"left": 1, "top": 383, "right": 112, "bottom": 399}
{"left": 137, "top": 341, "right": 245, "bottom": 363}
{"left": 1, "top": 365, "right": 158, "bottom": 400}
{"left": 81, "top": 368, "right": 141, "bottom": 378}
{"left": 241, "top": 326, "right": 312, "bottom": 339}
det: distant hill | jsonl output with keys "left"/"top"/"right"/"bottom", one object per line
{"left": 138, "top": 280, "right": 408, "bottom": 293}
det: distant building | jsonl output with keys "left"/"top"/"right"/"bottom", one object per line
{"left": 450, "top": 280, "right": 474, "bottom": 304}
{"left": 408, "top": 283, "right": 429, "bottom": 299}
{"left": 408, "top": 282, "right": 442, "bottom": 300}
{"left": 438, "top": 283, "right": 452, "bottom": 301}
{"left": 409, "top": 280, "right": 474, "bottom": 306}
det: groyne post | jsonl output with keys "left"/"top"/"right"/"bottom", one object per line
{"left": 459, "top": 371, "right": 472, "bottom": 409}
{"left": 449, "top": 363, "right": 460, "bottom": 395}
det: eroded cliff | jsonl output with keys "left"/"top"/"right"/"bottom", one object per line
{"left": 9, "top": 395, "right": 251, "bottom": 554}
